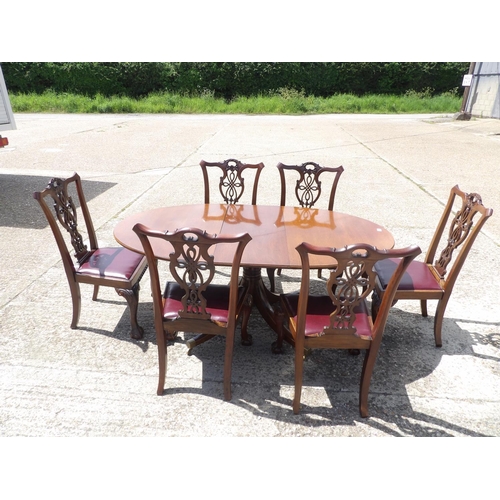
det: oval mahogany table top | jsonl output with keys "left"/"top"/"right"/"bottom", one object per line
{"left": 114, "top": 203, "right": 395, "bottom": 269}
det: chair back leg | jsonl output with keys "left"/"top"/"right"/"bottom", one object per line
{"left": 433, "top": 292, "right": 453, "bottom": 347}
{"left": 420, "top": 300, "right": 428, "bottom": 317}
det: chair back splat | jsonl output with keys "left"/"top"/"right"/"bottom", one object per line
{"left": 200, "top": 158, "right": 265, "bottom": 205}
{"left": 133, "top": 224, "right": 252, "bottom": 401}
{"left": 278, "top": 161, "right": 344, "bottom": 211}
{"left": 33, "top": 172, "right": 147, "bottom": 339}
{"left": 278, "top": 242, "right": 421, "bottom": 417}
{"left": 372, "top": 185, "right": 493, "bottom": 347}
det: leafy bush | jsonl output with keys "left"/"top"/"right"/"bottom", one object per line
{"left": 2, "top": 62, "right": 469, "bottom": 99}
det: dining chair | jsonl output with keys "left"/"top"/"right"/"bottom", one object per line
{"left": 266, "top": 161, "right": 345, "bottom": 292}
{"left": 277, "top": 242, "right": 421, "bottom": 417}
{"left": 199, "top": 158, "right": 265, "bottom": 205}
{"left": 33, "top": 172, "right": 148, "bottom": 339}
{"left": 372, "top": 185, "right": 493, "bottom": 347}
{"left": 132, "top": 224, "right": 252, "bottom": 401}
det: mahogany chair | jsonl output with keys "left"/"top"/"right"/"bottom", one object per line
{"left": 33, "top": 173, "right": 148, "bottom": 339}
{"left": 267, "top": 161, "right": 345, "bottom": 292}
{"left": 277, "top": 242, "right": 421, "bottom": 417}
{"left": 132, "top": 225, "right": 252, "bottom": 401}
{"left": 200, "top": 158, "right": 265, "bottom": 205}
{"left": 372, "top": 185, "right": 493, "bottom": 347}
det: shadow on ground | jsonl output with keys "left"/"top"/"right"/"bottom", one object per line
{"left": 86, "top": 291, "right": 499, "bottom": 436}
{"left": 0, "top": 174, "right": 116, "bottom": 229}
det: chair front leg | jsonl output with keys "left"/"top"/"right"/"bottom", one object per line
{"left": 359, "top": 348, "right": 376, "bottom": 418}
{"left": 157, "top": 329, "right": 168, "bottom": 395}
{"left": 223, "top": 330, "right": 236, "bottom": 401}
{"left": 116, "top": 283, "right": 144, "bottom": 340}
{"left": 69, "top": 281, "right": 82, "bottom": 329}
{"left": 293, "top": 343, "right": 304, "bottom": 414}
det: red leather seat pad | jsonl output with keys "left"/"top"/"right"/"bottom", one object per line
{"left": 281, "top": 292, "right": 372, "bottom": 339}
{"left": 77, "top": 247, "right": 145, "bottom": 279}
{"left": 374, "top": 258, "right": 443, "bottom": 292}
{"left": 163, "top": 282, "right": 244, "bottom": 324}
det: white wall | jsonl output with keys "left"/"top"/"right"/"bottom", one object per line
{"left": 0, "top": 65, "right": 16, "bottom": 132}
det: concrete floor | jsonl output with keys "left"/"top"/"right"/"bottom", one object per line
{"left": 1, "top": 113, "right": 498, "bottom": 442}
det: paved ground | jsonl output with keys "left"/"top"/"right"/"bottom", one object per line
{"left": 1, "top": 113, "right": 499, "bottom": 442}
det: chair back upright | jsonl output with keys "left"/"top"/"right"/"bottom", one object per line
{"left": 425, "top": 185, "right": 493, "bottom": 288}
{"left": 278, "top": 161, "right": 344, "bottom": 211}
{"left": 33, "top": 172, "right": 97, "bottom": 274}
{"left": 200, "top": 158, "right": 265, "bottom": 205}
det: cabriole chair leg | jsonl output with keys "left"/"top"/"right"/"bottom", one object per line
{"left": 116, "top": 283, "right": 144, "bottom": 340}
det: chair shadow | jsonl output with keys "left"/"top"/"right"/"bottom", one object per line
{"left": 0, "top": 173, "right": 116, "bottom": 229}
{"left": 105, "top": 267, "right": 498, "bottom": 436}
{"left": 160, "top": 303, "right": 499, "bottom": 437}
{"left": 75, "top": 297, "right": 154, "bottom": 354}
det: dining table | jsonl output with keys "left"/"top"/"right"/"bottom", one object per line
{"left": 114, "top": 203, "right": 395, "bottom": 349}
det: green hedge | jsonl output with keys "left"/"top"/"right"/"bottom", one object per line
{"left": 1, "top": 62, "right": 469, "bottom": 99}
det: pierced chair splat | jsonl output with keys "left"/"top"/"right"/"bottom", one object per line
{"left": 33, "top": 172, "right": 148, "bottom": 339}
{"left": 132, "top": 225, "right": 252, "bottom": 401}
{"left": 200, "top": 158, "right": 265, "bottom": 205}
{"left": 267, "top": 161, "right": 345, "bottom": 292}
{"left": 372, "top": 185, "right": 493, "bottom": 347}
{"left": 277, "top": 242, "right": 421, "bottom": 417}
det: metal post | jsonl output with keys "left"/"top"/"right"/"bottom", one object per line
{"left": 456, "top": 62, "right": 476, "bottom": 121}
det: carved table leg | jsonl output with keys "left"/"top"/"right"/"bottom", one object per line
{"left": 271, "top": 306, "right": 285, "bottom": 354}
{"left": 240, "top": 293, "right": 253, "bottom": 346}
{"left": 116, "top": 283, "right": 144, "bottom": 340}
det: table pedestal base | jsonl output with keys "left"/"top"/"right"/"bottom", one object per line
{"left": 240, "top": 267, "right": 291, "bottom": 353}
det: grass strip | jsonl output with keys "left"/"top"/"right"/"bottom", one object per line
{"left": 10, "top": 90, "right": 462, "bottom": 115}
